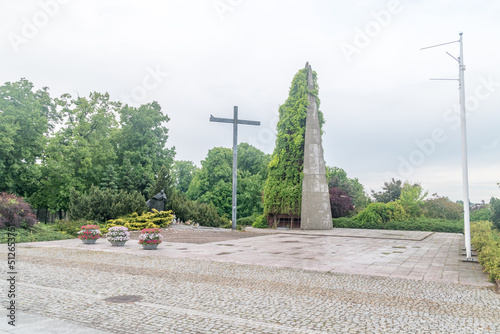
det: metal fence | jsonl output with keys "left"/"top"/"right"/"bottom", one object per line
{"left": 34, "top": 208, "right": 68, "bottom": 223}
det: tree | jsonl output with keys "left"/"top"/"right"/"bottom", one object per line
{"left": 32, "top": 92, "right": 119, "bottom": 212}
{"left": 326, "top": 166, "right": 370, "bottom": 210}
{"left": 100, "top": 165, "right": 118, "bottom": 190}
{"left": 169, "top": 191, "right": 227, "bottom": 227}
{"left": 371, "top": 178, "right": 404, "bottom": 203}
{"left": 187, "top": 144, "right": 269, "bottom": 218}
{"left": 147, "top": 165, "right": 173, "bottom": 205}
{"left": 423, "top": 194, "right": 463, "bottom": 220}
{"left": 397, "top": 182, "right": 428, "bottom": 218}
{"left": 172, "top": 160, "right": 199, "bottom": 193}
{"left": 490, "top": 197, "right": 500, "bottom": 229}
{"left": 187, "top": 147, "right": 233, "bottom": 217}
{"left": 0, "top": 79, "right": 59, "bottom": 198}
{"left": 237, "top": 142, "right": 270, "bottom": 178}
{"left": 263, "top": 67, "right": 324, "bottom": 220}
{"left": 115, "top": 102, "right": 175, "bottom": 196}
{"left": 236, "top": 143, "right": 270, "bottom": 218}
{"left": 329, "top": 187, "right": 355, "bottom": 218}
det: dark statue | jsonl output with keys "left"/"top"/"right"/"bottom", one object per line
{"left": 146, "top": 190, "right": 167, "bottom": 212}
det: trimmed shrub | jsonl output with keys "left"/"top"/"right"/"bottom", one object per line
{"left": 479, "top": 241, "right": 500, "bottom": 281}
{"left": 471, "top": 220, "right": 495, "bottom": 252}
{"left": 333, "top": 217, "right": 463, "bottom": 233}
{"left": 471, "top": 220, "right": 500, "bottom": 281}
{"left": 0, "top": 192, "right": 38, "bottom": 228}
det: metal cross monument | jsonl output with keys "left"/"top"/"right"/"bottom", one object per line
{"left": 210, "top": 106, "right": 260, "bottom": 230}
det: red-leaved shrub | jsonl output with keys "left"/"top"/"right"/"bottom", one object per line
{"left": 0, "top": 192, "right": 38, "bottom": 228}
{"left": 329, "top": 187, "right": 355, "bottom": 218}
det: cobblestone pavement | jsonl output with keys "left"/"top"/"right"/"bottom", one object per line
{"left": 24, "top": 228, "right": 493, "bottom": 286}
{"left": 2, "top": 235, "right": 499, "bottom": 333}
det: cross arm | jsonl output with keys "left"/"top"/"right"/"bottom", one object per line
{"left": 210, "top": 115, "right": 260, "bottom": 126}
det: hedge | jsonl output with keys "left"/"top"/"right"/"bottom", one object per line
{"left": 333, "top": 217, "right": 463, "bottom": 233}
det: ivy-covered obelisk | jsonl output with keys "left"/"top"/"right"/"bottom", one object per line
{"left": 263, "top": 63, "right": 332, "bottom": 229}
{"left": 300, "top": 63, "right": 332, "bottom": 229}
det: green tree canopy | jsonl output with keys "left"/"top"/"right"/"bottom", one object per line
{"left": 115, "top": 101, "right": 175, "bottom": 195}
{"left": 423, "top": 194, "right": 463, "bottom": 220}
{"left": 397, "top": 182, "right": 428, "bottom": 218}
{"left": 187, "top": 144, "right": 269, "bottom": 218}
{"left": 147, "top": 164, "right": 173, "bottom": 204}
{"left": 263, "top": 67, "right": 323, "bottom": 218}
{"left": 32, "top": 92, "right": 119, "bottom": 211}
{"left": 371, "top": 178, "right": 404, "bottom": 203}
{"left": 326, "top": 166, "right": 370, "bottom": 210}
{"left": 172, "top": 160, "right": 199, "bottom": 193}
{"left": 0, "top": 79, "right": 59, "bottom": 197}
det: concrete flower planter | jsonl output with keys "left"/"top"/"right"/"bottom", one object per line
{"left": 142, "top": 243, "right": 159, "bottom": 250}
{"left": 109, "top": 241, "right": 127, "bottom": 246}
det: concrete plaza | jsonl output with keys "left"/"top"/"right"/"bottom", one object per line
{"left": 1, "top": 228, "right": 498, "bottom": 333}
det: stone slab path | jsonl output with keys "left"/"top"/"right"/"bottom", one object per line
{"left": 1, "top": 228, "right": 498, "bottom": 333}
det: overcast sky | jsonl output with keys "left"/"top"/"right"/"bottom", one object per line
{"left": 2, "top": 0, "right": 500, "bottom": 202}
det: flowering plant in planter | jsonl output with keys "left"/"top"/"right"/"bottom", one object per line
{"left": 138, "top": 228, "right": 163, "bottom": 245}
{"left": 106, "top": 226, "right": 130, "bottom": 243}
{"left": 77, "top": 225, "right": 102, "bottom": 240}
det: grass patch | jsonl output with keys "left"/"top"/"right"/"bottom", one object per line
{"left": 0, "top": 223, "right": 75, "bottom": 243}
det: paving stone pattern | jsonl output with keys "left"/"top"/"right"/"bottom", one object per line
{"left": 3, "top": 234, "right": 500, "bottom": 334}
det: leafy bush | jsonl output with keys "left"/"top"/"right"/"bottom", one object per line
{"left": 237, "top": 214, "right": 258, "bottom": 226}
{"left": 479, "top": 241, "right": 500, "bottom": 281}
{"left": 471, "top": 207, "right": 490, "bottom": 222}
{"left": 52, "top": 219, "right": 88, "bottom": 237}
{"left": 329, "top": 187, "right": 354, "bottom": 218}
{"left": 333, "top": 217, "right": 463, "bottom": 233}
{"left": 107, "top": 209, "right": 174, "bottom": 231}
{"left": 252, "top": 215, "right": 268, "bottom": 228}
{"left": 397, "top": 183, "right": 427, "bottom": 218}
{"left": 422, "top": 196, "right": 463, "bottom": 220}
{"left": 169, "top": 191, "right": 227, "bottom": 227}
{"left": 355, "top": 202, "right": 409, "bottom": 226}
{"left": 68, "top": 186, "right": 146, "bottom": 222}
{"left": 471, "top": 220, "right": 495, "bottom": 252}
{"left": 0, "top": 192, "right": 38, "bottom": 228}
{"left": 220, "top": 221, "right": 244, "bottom": 230}
{"left": 471, "top": 220, "right": 500, "bottom": 281}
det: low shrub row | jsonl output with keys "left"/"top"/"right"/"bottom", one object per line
{"left": 0, "top": 224, "right": 73, "bottom": 243}
{"left": 471, "top": 220, "right": 500, "bottom": 282}
{"left": 333, "top": 217, "right": 463, "bottom": 233}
